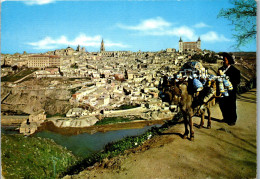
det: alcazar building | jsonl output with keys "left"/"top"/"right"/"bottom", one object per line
{"left": 179, "top": 37, "right": 201, "bottom": 53}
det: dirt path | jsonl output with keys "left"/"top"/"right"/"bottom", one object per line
{"left": 66, "top": 89, "right": 257, "bottom": 179}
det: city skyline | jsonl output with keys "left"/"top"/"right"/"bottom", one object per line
{"left": 1, "top": 0, "right": 257, "bottom": 54}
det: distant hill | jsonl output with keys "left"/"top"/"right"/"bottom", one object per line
{"left": 230, "top": 52, "right": 256, "bottom": 61}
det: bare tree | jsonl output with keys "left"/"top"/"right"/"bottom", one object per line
{"left": 218, "top": 0, "right": 257, "bottom": 50}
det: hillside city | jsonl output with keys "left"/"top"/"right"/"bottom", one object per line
{"left": 1, "top": 38, "right": 256, "bottom": 135}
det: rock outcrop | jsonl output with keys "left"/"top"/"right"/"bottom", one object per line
{"left": 1, "top": 87, "right": 72, "bottom": 115}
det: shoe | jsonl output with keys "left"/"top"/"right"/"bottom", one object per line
{"left": 228, "top": 122, "right": 236, "bottom": 126}
{"left": 220, "top": 119, "right": 227, "bottom": 123}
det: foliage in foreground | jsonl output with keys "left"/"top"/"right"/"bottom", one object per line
{"left": 1, "top": 134, "right": 79, "bottom": 179}
{"left": 218, "top": 0, "right": 256, "bottom": 49}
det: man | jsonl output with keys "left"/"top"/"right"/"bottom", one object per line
{"left": 218, "top": 52, "right": 240, "bottom": 126}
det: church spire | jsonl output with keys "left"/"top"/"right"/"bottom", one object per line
{"left": 100, "top": 38, "right": 105, "bottom": 52}
{"left": 179, "top": 37, "right": 183, "bottom": 42}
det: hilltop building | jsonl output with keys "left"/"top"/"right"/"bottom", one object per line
{"left": 76, "top": 45, "right": 86, "bottom": 52}
{"left": 179, "top": 37, "right": 201, "bottom": 53}
{"left": 28, "top": 55, "right": 60, "bottom": 68}
{"left": 65, "top": 46, "right": 74, "bottom": 55}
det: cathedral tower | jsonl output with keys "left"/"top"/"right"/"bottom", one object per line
{"left": 197, "top": 37, "right": 201, "bottom": 50}
{"left": 100, "top": 39, "right": 105, "bottom": 52}
{"left": 179, "top": 37, "right": 183, "bottom": 53}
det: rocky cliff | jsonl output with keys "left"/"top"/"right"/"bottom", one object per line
{"left": 1, "top": 87, "right": 72, "bottom": 115}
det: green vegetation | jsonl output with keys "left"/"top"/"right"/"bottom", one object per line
{"left": 46, "top": 113, "right": 66, "bottom": 118}
{"left": 1, "top": 69, "right": 37, "bottom": 82}
{"left": 95, "top": 116, "right": 147, "bottom": 125}
{"left": 69, "top": 77, "right": 91, "bottom": 81}
{"left": 1, "top": 134, "right": 79, "bottom": 178}
{"left": 70, "top": 63, "right": 78, "bottom": 69}
{"left": 237, "top": 78, "right": 256, "bottom": 94}
{"left": 191, "top": 53, "right": 218, "bottom": 63}
{"left": 69, "top": 86, "right": 81, "bottom": 94}
{"left": 94, "top": 117, "right": 132, "bottom": 125}
{"left": 116, "top": 104, "right": 140, "bottom": 110}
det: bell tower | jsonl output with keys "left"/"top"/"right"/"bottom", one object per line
{"left": 100, "top": 39, "right": 105, "bottom": 52}
{"left": 197, "top": 37, "right": 201, "bottom": 50}
{"left": 179, "top": 37, "right": 183, "bottom": 53}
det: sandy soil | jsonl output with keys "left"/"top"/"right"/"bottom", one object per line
{"left": 65, "top": 89, "right": 257, "bottom": 179}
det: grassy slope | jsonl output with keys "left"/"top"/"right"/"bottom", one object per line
{"left": 1, "top": 134, "right": 79, "bottom": 178}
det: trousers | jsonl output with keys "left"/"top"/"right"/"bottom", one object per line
{"left": 219, "top": 90, "right": 237, "bottom": 123}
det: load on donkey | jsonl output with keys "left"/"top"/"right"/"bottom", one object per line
{"left": 159, "top": 61, "right": 233, "bottom": 141}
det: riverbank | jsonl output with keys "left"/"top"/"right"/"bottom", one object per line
{"left": 35, "top": 118, "right": 170, "bottom": 136}
{"left": 65, "top": 88, "right": 257, "bottom": 179}
{"left": 1, "top": 112, "right": 174, "bottom": 136}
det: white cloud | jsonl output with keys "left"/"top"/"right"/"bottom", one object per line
{"left": 1, "top": 0, "right": 56, "bottom": 5}
{"left": 193, "top": 22, "right": 211, "bottom": 28}
{"left": 117, "top": 18, "right": 229, "bottom": 43}
{"left": 117, "top": 17, "right": 171, "bottom": 31}
{"left": 135, "top": 25, "right": 197, "bottom": 41}
{"left": 27, "top": 33, "right": 128, "bottom": 50}
{"left": 117, "top": 18, "right": 197, "bottom": 40}
{"left": 201, "top": 31, "right": 231, "bottom": 42}
{"left": 24, "top": 0, "right": 56, "bottom": 5}
{"left": 167, "top": 26, "right": 196, "bottom": 40}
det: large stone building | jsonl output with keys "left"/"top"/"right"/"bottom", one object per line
{"left": 28, "top": 55, "right": 60, "bottom": 68}
{"left": 179, "top": 37, "right": 201, "bottom": 53}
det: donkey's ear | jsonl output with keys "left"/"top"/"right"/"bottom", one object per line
{"left": 177, "top": 82, "right": 182, "bottom": 88}
{"left": 178, "top": 78, "right": 184, "bottom": 83}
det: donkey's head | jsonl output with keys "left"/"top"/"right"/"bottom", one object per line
{"left": 171, "top": 78, "right": 189, "bottom": 105}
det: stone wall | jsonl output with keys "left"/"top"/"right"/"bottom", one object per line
{"left": 19, "top": 110, "right": 46, "bottom": 135}
{"left": 1, "top": 116, "right": 29, "bottom": 125}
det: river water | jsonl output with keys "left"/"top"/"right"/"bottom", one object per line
{"left": 31, "top": 124, "right": 161, "bottom": 158}
{"left": 1, "top": 126, "right": 20, "bottom": 134}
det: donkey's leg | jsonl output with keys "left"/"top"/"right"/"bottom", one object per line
{"left": 183, "top": 114, "right": 189, "bottom": 139}
{"left": 207, "top": 106, "right": 211, "bottom": 129}
{"left": 199, "top": 109, "right": 205, "bottom": 128}
{"left": 189, "top": 115, "right": 194, "bottom": 141}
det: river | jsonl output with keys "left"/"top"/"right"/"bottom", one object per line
{"left": 34, "top": 124, "right": 160, "bottom": 158}
{"left": 2, "top": 124, "right": 161, "bottom": 158}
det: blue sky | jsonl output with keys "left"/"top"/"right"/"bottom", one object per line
{"left": 1, "top": 0, "right": 257, "bottom": 54}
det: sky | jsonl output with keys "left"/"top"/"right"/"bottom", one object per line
{"left": 1, "top": 0, "right": 257, "bottom": 54}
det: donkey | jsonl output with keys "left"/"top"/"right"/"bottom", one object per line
{"left": 170, "top": 78, "right": 216, "bottom": 140}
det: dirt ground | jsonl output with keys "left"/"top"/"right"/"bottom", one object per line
{"left": 65, "top": 89, "right": 257, "bottom": 179}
